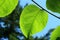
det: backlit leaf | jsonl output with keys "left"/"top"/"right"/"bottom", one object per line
{"left": 0, "top": 0, "right": 18, "bottom": 17}
{"left": 50, "top": 26, "right": 60, "bottom": 40}
{"left": 20, "top": 4, "right": 48, "bottom": 37}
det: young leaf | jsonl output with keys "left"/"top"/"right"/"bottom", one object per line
{"left": 20, "top": 4, "right": 48, "bottom": 37}
{"left": 46, "top": 0, "right": 60, "bottom": 13}
{"left": 50, "top": 26, "right": 60, "bottom": 40}
{"left": 0, "top": 0, "right": 18, "bottom": 17}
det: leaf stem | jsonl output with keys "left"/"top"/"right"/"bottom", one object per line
{"left": 26, "top": 32, "right": 30, "bottom": 40}
{"left": 26, "top": 36, "right": 29, "bottom": 40}
{"left": 32, "top": 0, "right": 60, "bottom": 19}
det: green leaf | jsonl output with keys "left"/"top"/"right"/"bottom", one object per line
{"left": 0, "top": 0, "right": 18, "bottom": 17}
{"left": 46, "top": 0, "right": 60, "bottom": 13}
{"left": 20, "top": 4, "right": 48, "bottom": 37}
{"left": 50, "top": 26, "right": 60, "bottom": 40}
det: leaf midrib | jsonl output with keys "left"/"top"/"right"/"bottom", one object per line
{"left": 28, "top": 9, "right": 41, "bottom": 36}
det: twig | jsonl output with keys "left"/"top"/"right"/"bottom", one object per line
{"left": 32, "top": 0, "right": 60, "bottom": 19}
